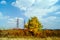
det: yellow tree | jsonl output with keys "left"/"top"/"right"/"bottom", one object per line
{"left": 25, "top": 17, "right": 43, "bottom": 35}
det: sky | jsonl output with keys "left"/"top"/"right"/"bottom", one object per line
{"left": 0, "top": 0, "right": 60, "bottom": 29}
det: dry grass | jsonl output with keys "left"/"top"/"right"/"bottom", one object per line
{"left": 0, "top": 29, "right": 60, "bottom": 40}
{"left": 0, "top": 37, "right": 60, "bottom": 40}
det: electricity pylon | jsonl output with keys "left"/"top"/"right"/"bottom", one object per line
{"left": 17, "top": 18, "right": 19, "bottom": 28}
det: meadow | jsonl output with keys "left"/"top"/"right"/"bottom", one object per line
{"left": 0, "top": 29, "right": 60, "bottom": 40}
{"left": 0, "top": 37, "right": 60, "bottom": 40}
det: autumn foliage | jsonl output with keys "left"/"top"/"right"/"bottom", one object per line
{"left": 0, "top": 17, "right": 60, "bottom": 38}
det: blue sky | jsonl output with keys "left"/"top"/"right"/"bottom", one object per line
{"left": 0, "top": 0, "right": 60, "bottom": 29}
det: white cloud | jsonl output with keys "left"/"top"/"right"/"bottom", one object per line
{"left": 7, "top": 17, "right": 24, "bottom": 29}
{"left": 25, "top": 6, "right": 59, "bottom": 19}
{"left": 55, "top": 12, "right": 60, "bottom": 14}
{"left": 12, "top": 0, "right": 58, "bottom": 9}
{"left": 12, "top": 0, "right": 60, "bottom": 29}
{"left": 12, "top": 0, "right": 59, "bottom": 18}
{"left": 12, "top": 0, "right": 35, "bottom": 10}
{"left": 44, "top": 16, "right": 56, "bottom": 21}
{"left": 0, "top": 12, "right": 24, "bottom": 29}
{"left": 42, "top": 16, "right": 60, "bottom": 29}
{"left": 0, "top": 12, "right": 9, "bottom": 19}
{"left": 8, "top": 17, "right": 24, "bottom": 24}
{"left": 0, "top": 0, "right": 6, "bottom": 4}
{"left": 34, "top": 0, "right": 58, "bottom": 8}
{"left": 0, "top": 12, "right": 3, "bottom": 16}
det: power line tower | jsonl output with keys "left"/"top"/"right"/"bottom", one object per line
{"left": 16, "top": 18, "right": 25, "bottom": 29}
{"left": 17, "top": 18, "right": 19, "bottom": 28}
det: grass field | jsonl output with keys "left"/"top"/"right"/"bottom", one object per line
{"left": 0, "top": 37, "right": 60, "bottom": 40}
{"left": 0, "top": 29, "right": 60, "bottom": 40}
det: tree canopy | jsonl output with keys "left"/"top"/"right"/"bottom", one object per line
{"left": 25, "top": 17, "right": 43, "bottom": 33}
